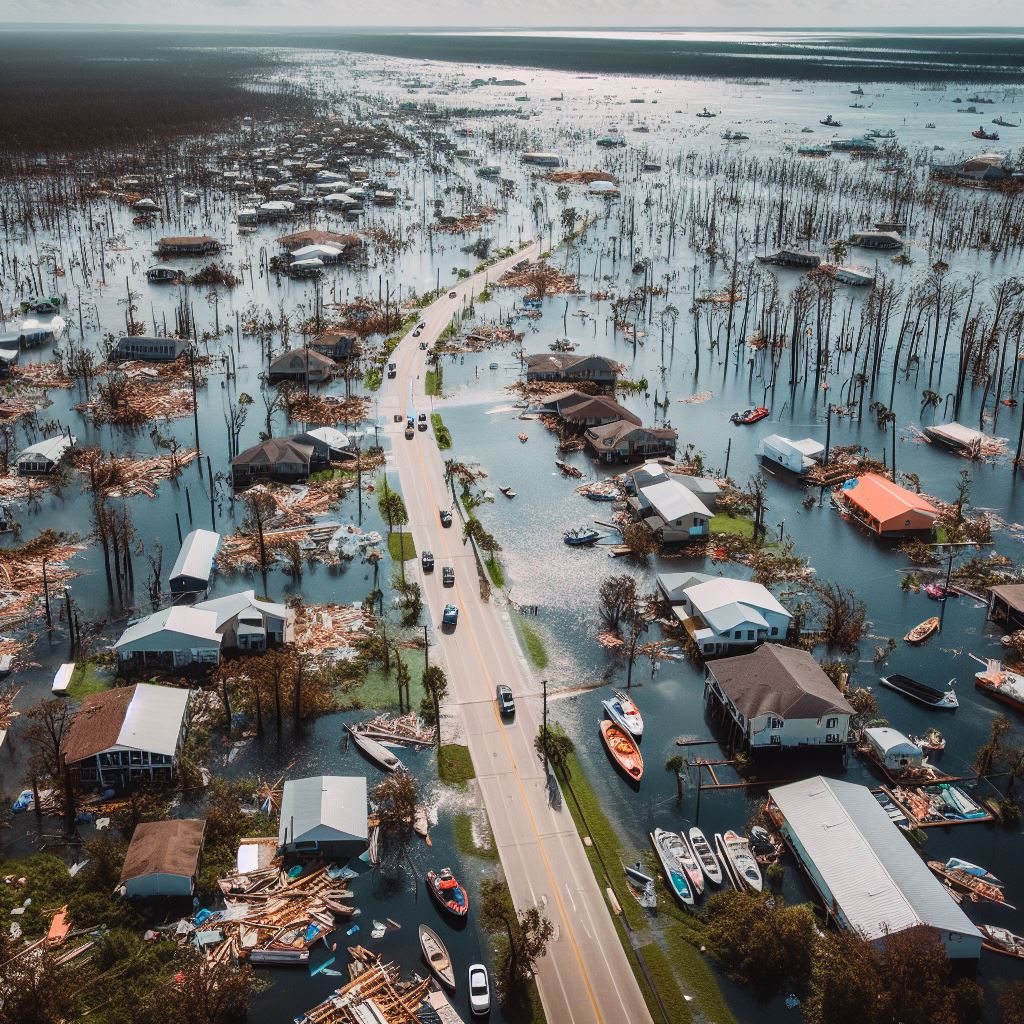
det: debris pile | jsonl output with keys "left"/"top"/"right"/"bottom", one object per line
{"left": 434, "top": 206, "right": 499, "bottom": 232}
{"left": 287, "top": 393, "right": 370, "bottom": 426}
{"left": 10, "top": 362, "right": 74, "bottom": 390}
{"left": 497, "top": 261, "right": 581, "bottom": 297}
{"left": 543, "top": 170, "right": 617, "bottom": 184}
{"left": 0, "top": 530, "right": 84, "bottom": 628}
{"left": 72, "top": 447, "right": 199, "bottom": 498}
{"left": 298, "top": 953, "right": 429, "bottom": 1024}
{"left": 355, "top": 711, "right": 435, "bottom": 748}
{"left": 294, "top": 602, "right": 375, "bottom": 660}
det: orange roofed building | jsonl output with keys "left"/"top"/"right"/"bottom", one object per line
{"left": 834, "top": 473, "right": 938, "bottom": 536}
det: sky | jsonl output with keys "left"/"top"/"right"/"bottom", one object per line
{"left": 0, "top": 0, "right": 1020, "bottom": 29}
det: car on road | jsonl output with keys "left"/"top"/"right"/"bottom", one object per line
{"left": 442, "top": 604, "right": 459, "bottom": 628}
{"left": 468, "top": 964, "right": 491, "bottom": 1016}
{"left": 442, "top": 565, "right": 455, "bottom": 586}
{"left": 419, "top": 341, "right": 428, "bottom": 350}
{"left": 392, "top": 413, "right": 404, "bottom": 423}
{"left": 387, "top": 362, "right": 397, "bottom": 379}
{"left": 440, "top": 509, "right": 453, "bottom": 527}
{"left": 417, "top": 320, "right": 426, "bottom": 329}
{"left": 412, "top": 328, "right": 421, "bottom": 337}
{"left": 417, "top": 413, "right": 428, "bottom": 431}
{"left": 404, "top": 426, "right": 414, "bottom": 439}
{"left": 448, "top": 291, "right": 457, "bottom": 298}
{"left": 421, "top": 550, "right": 434, "bottom": 572}
{"left": 496, "top": 685, "right": 515, "bottom": 716}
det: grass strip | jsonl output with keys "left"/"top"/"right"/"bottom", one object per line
{"left": 664, "top": 926, "right": 738, "bottom": 1024}
{"left": 641, "top": 941, "right": 694, "bottom": 1024}
{"left": 453, "top": 812, "right": 499, "bottom": 861}
{"left": 431, "top": 412, "right": 452, "bottom": 449}
{"left": 485, "top": 555, "right": 505, "bottom": 588}
{"left": 514, "top": 614, "right": 549, "bottom": 670}
{"left": 438, "top": 743, "right": 475, "bottom": 789}
{"left": 388, "top": 531, "right": 416, "bottom": 561}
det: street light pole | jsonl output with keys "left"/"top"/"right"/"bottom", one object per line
{"left": 542, "top": 678, "right": 548, "bottom": 775}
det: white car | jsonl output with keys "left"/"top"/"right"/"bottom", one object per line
{"left": 468, "top": 963, "right": 490, "bottom": 1016}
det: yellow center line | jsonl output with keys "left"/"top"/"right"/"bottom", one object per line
{"left": 403, "top": 391, "right": 606, "bottom": 1024}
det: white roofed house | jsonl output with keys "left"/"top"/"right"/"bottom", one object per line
{"left": 704, "top": 644, "right": 852, "bottom": 750}
{"left": 16, "top": 434, "right": 76, "bottom": 475}
{"left": 768, "top": 776, "right": 982, "bottom": 958}
{"left": 289, "top": 427, "right": 354, "bottom": 464}
{"left": 628, "top": 477, "right": 712, "bottom": 543}
{"left": 112, "top": 335, "right": 192, "bottom": 362}
{"left": 673, "top": 576, "right": 792, "bottom": 655}
{"left": 114, "top": 607, "right": 222, "bottom": 669}
{"left": 757, "top": 434, "right": 825, "bottom": 475}
{"left": 61, "top": 683, "right": 191, "bottom": 791}
{"left": 279, "top": 776, "right": 368, "bottom": 860}
{"left": 169, "top": 529, "right": 221, "bottom": 596}
{"left": 195, "top": 590, "right": 294, "bottom": 652}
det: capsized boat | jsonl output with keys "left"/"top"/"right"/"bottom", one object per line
{"left": 623, "top": 862, "right": 658, "bottom": 908}
{"left": 909, "top": 727, "right": 946, "bottom": 752}
{"left": 719, "top": 831, "right": 763, "bottom": 892}
{"left": 427, "top": 867, "right": 469, "bottom": 917}
{"left": 650, "top": 829, "right": 695, "bottom": 905}
{"left": 419, "top": 924, "right": 456, "bottom": 989}
{"left": 979, "top": 925, "right": 1024, "bottom": 959}
{"left": 346, "top": 724, "right": 404, "bottom": 771}
{"left": 903, "top": 616, "right": 940, "bottom": 645}
{"left": 602, "top": 688, "right": 643, "bottom": 738}
{"left": 879, "top": 673, "right": 958, "bottom": 709}
{"left": 599, "top": 719, "right": 644, "bottom": 781}
{"left": 688, "top": 828, "right": 723, "bottom": 885}
{"left": 974, "top": 658, "right": 1024, "bottom": 713}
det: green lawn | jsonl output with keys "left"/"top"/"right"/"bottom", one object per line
{"left": 485, "top": 555, "right": 505, "bottom": 588}
{"left": 453, "top": 811, "right": 499, "bottom": 860}
{"left": 664, "top": 926, "right": 738, "bottom": 1024}
{"left": 340, "top": 648, "right": 426, "bottom": 710}
{"left": 365, "top": 367, "right": 383, "bottom": 391}
{"left": 66, "top": 660, "right": 114, "bottom": 699}
{"left": 936, "top": 524, "right": 949, "bottom": 544}
{"left": 438, "top": 743, "right": 476, "bottom": 789}
{"left": 431, "top": 413, "right": 452, "bottom": 450}
{"left": 640, "top": 941, "right": 694, "bottom": 1024}
{"left": 388, "top": 531, "right": 416, "bottom": 561}
{"left": 425, "top": 368, "right": 443, "bottom": 397}
{"left": 515, "top": 614, "right": 549, "bottom": 670}
{"left": 709, "top": 514, "right": 755, "bottom": 539}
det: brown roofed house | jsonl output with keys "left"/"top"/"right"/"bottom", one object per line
{"left": 277, "top": 229, "right": 362, "bottom": 252}
{"left": 268, "top": 346, "right": 335, "bottom": 384}
{"left": 988, "top": 584, "right": 1024, "bottom": 633}
{"left": 525, "top": 353, "right": 619, "bottom": 385}
{"left": 231, "top": 438, "right": 314, "bottom": 485}
{"left": 155, "top": 235, "right": 221, "bottom": 257}
{"left": 585, "top": 420, "right": 677, "bottom": 464}
{"left": 120, "top": 819, "right": 206, "bottom": 897}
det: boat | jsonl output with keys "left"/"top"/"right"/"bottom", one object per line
{"left": 849, "top": 102, "right": 864, "bottom": 109}
{"left": 972, "top": 127, "right": 1000, "bottom": 141}
{"left": 248, "top": 948, "right": 309, "bottom": 966}
{"left": 851, "top": 86, "right": 865, "bottom": 95}
{"left": 820, "top": 115, "right": 842, "bottom": 127}
{"left": 499, "top": 486, "right": 516, "bottom": 498}
{"left": 419, "top": 924, "right": 456, "bottom": 989}
{"left": 427, "top": 868, "right": 469, "bottom": 918}
{"left": 721, "top": 129, "right": 749, "bottom": 141}
{"left": 554, "top": 459, "right": 583, "bottom": 478}
{"left": 925, "top": 121, "right": 936, "bottom": 128}
{"left": 879, "top": 673, "right": 957, "bottom": 709}
{"left": 946, "top": 858, "right": 1002, "bottom": 885}
{"left": 323, "top": 895, "right": 357, "bottom": 917}
{"left": 346, "top": 724, "right": 404, "bottom": 771}
{"left": 517, "top": 433, "right": 528, "bottom": 443}
{"left": 903, "top": 616, "right": 940, "bottom": 645}
{"left": 993, "top": 117, "right": 1020, "bottom": 128}
{"left": 974, "top": 658, "right": 1024, "bottom": 712}
{"left": 413, "top": 805, "right": 430, "bottom": 838}
{"left": 909, "top": 727, "right": 946, "bottom": 752}
{"left": 601, "top": 688, "right": 643, "bottom": 737}
{"left": 599, "top": 719, "right": 644, "bottom": 781}
{"left": 979, "top": 925, "right": 1024, "bottom": 959}
{"left": 650, "top": 829, "right": 695, "bottom": 905}
{"left": 564, "top": 527, "right": 600, "bottom": 546}
{"left": 696, "top": 108, "right": 717, "bottom": 118}
{"left": 730, "top": 406, "right": 769, "bottom": 425}
{"left": 623, "top": 862, "right": 658, "bottom": 908}
{"left": 719, "top": 831, "right": 763, "bottom": 892}
{"left": 688, "top": 828, "right": 723, "bottom": 885}
{"left": 927, "top": 861, "right": 1007, "bottom": 906}
{"left": 924, "top": 583, "right": 957, "bottom": 600}
{"left": 367, "top": 823, "right": 380, "bottom": 865}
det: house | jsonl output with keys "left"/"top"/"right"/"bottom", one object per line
{"left": 521, "top": 151, "right": 561, "bottom": 166}
{"left": 16, "top": 434, "right": 76, "bottom": 475}
{"left": 757, "top": 434, "right": 825, "bottom": 475}
{"left": 988, "top": 584, "right": 1024, "bottom": 632}
{"left": 526, "top": 353, "right": 618, "bottom": 384}
{"left": 119, "top": 819, "right": 206, "bottom": 898}
{"left": 114, "top": 607, "right": 222, "bottom": 668}
{"left": 589, "top": 179, "right": 621, "bottom": 197}
{"left": 288, "top": 243, "right": 345, "bottom": 264}
{"left": 310, "top": 330, "right": 359, "bottom": 361}
{"left": 768, "top": 776, "right": 982, "bottom": 958}
{"left": 628, "top": 476, "right": 711, "bottom": 542}
{"left": 849, "top": 230, "right": 903, "bottom": 250}
{"left": 155, "top": 235, "right": 220, "bottom": 257}
{"left": 704, "top": 645, "right": 852, "bottom": 749}
{"left": 195, "top": 590, "right": 294, "bottom": 651}
{"left": 268, "top": 347, "right": 335, "bottom": 384}
{"left": 62, "top": 683, "right": 191, "bottom": 790}
{"left": 931, "top": 152, "right": 1018, "bottom": 185}
{"left": 923, "top": 421, "right": 992, "bottom": 455}
{"left": 675, "top": 475, "right": 721, "bottom": 510}
{"left": 835, "top": 473, "right": 938, "bottom": 536}
{"left": 585, "top": 420, "right": 678, "bottom": 464}
{"left": 112, "top": 335, "right": 192, "bottom": 362}
{"left": 863, "top": 727, "right": 923, "bottom": 773}
{"left": 537, "top": 390, "right": 640, "bottom": 427}
{"left": 231, "top": 438, "right": 314, "bottom": 485}
{"left": 289, "top": 427, "right": 353, "bottom": 463}
{"left": 673, "top": 577, "right": 792, "bottom": 655}
{"left": 656, "top": 571, "right": 713, "bottom": 604}
{"left": 277, "top": 229, "right": 361, "bottom": 252}
{"left": 278, "top": 776, "right": 368, "bottom": 859}
{"left": 169, "top": 529, "right": 220, "bottom": 595}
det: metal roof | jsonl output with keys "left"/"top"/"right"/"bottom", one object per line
{"left": 685, "top": 577, "right": 789, "bottom": 633}
{"left": 639, "top": 479, "right": 713, "bottom": 521}
{"left": 770, "top": 776, "right": 981, "bottom": 945}
{"left": 279, "top": 776, "right": 368, "bottom": 847}
{"left": 17, "top": 434, "right": 77, "bottom": 464}
{"left": 195, "top": 590, "right": 290, "bottom": 629}
{"left": 864, "top": 726, "right": 921, "bottom": 757}
{"left": 169, "top": 530, "right": 220, "bottom": 585}
{"left": 115, "top": 606, "right": 222, "bottom": 651}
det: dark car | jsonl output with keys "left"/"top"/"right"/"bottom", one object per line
{"left": 412, "top": 328, "right": 421, "bottom": 337}
{"left": 442, "top": 604, "right": 459, "bottom": 628}
{"left": 440, "top": 509, "right": 453, "bottom": 527}
{"left": 448, "top": 291, "right": 457, "bottom": 298}
{"left": 496, "top": 685, "right": 515, "bottom": 716}
{"left": 442, "top": 565, "right": 455, "bottom": 586}
{"left": 419, "top": 341, "right": 428, "bottom": 350}
{"left": 421, "top": 550, "right": 434, "bottom": 572}
{"left": 404, "top": 426, "right": 414, "bottom": 439}
{"left": 417, "top": 412, "right": 428, "bottom": 432}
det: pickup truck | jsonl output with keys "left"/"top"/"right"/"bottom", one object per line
{"left": 442, "top": 566, "right": 455, "bottom": 586}
{"left": 421, "top": 550, "right": 434, "bottom": 572}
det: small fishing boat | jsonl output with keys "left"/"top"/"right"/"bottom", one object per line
{"left": 721, "top": 129, "right": 749, "bottom": 141}
{"left": 419, "top": 924, "right": 456, "bottom": 989}
{"left": 688, "top": 828, "right": 723, "bottom": 885}
{"left": 909, "top": 727, "right": 946, "bottom": 752}
{"left": 879, "top": 673, "right": 958, "bottom": 709}
{"left": 974, "top": 658, "right": 1024, "bottom": 713}
{"left": 979, "top": 925, "right": 1024, "bottom": 959}
{"left": 730, "top": 406, "right": 769, "bottom": 425}
{"left": 972, "top": 127, "right": 999, "bottom": 140}
{"left": 993, "top": 117, "right": 1020, "bottom": 128}
{"left": 499, "top": 486, "right": 516, "bottom": 498}
{"left": 554, "top": 459, "right": 583, "bottom": 478}
{"left": 413, "top": 805, "right": 429, "bottom": 838}
{"left": 650, "top": 829, "right": 695, "bottom": 905}
{"left": 903, "top": 616, "right": 940, "bottom": 644}
{"left": 719, "top": 831, "right": 763, "bottom": 892}
{"left": 368, "top": 823, "right": 380, "bottom": 865}
{"left": 564, "top": 527, "right": 600, "bottom": 546}
{"left": 427, "top": 868, "right": 469, "bottom": 918}
{"left": 851, "top": 86, "right": 865, "bottom": 95}
{"left": 346, "top": 724, "right": 404, "bottom": 771}
{"left": 518, "top": 433, "right": 528, "bottom": 442}
{"left": 820, "top": 115, "right": 842, "bottom": 127}
{"left": 696, "top": 107, "right": 717, "bottom": 118}
{"left": 601, "top": 689, "right": 643, "bottom": 738}
{"left": 599, "top": 719, "right": 644, "bottom": 781}
{"left": 924, "top": 583, "right": 957, "bottom": 600}
{"left": 624, "top": 862, "right": 658, "bottom": 908}
{"left": 927, "top": 861, "right": 1007, "bottom": 906}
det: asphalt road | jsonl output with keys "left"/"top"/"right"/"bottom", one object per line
{"left": 381, "top": 244, "right": 653, "bottom": 1024}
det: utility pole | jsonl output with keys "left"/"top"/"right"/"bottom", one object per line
{"left": 940, "top": 551, "right": 955, "bottom": 630}
{"left": 42, "top": 559, "right": 51, "bottom": 628}
{"left": 423, "top": 624, "right": 429, "bottom": 671}
{"left": 542, "top": 678, "right": 548, "bottom": 775}
{"left": 824, "top": 402, "right": 833, "bottom": 464}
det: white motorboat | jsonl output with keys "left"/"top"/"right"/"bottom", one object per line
{"left": 601, "top": 688, "right": 643, "bottom": 738}
{"left": 688, "top": 828, "right": 723, "bottom": 885}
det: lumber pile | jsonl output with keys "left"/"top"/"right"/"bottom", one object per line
{"left": 294, "top": 603, "right": 374, "bottom": 660}
{"left": 434, "top": 206, "right": 498, "bottom": 233}
{"left": 287, "top": 393, "right": 370, "bottom": 426}
{"left": 72, "top": 447, "right": 199, "bottom": 498}
{"left": 497, "top": 261, "right": 581, "bottom": 297}
{"left": 10, "top": 362, "right": 73, "bottom": 390}
{"left": 356, "top": 711, "right": 435, "bottom": 748}
{"left": 0, "top": 535, "right": 84, "bottom": 627}
{"left": 298, "top": 957, "right": 430, "bottom": 1024}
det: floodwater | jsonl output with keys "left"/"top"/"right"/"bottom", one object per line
{"left": 2, "top": 32, "right": 1024, "bottom": 1022}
